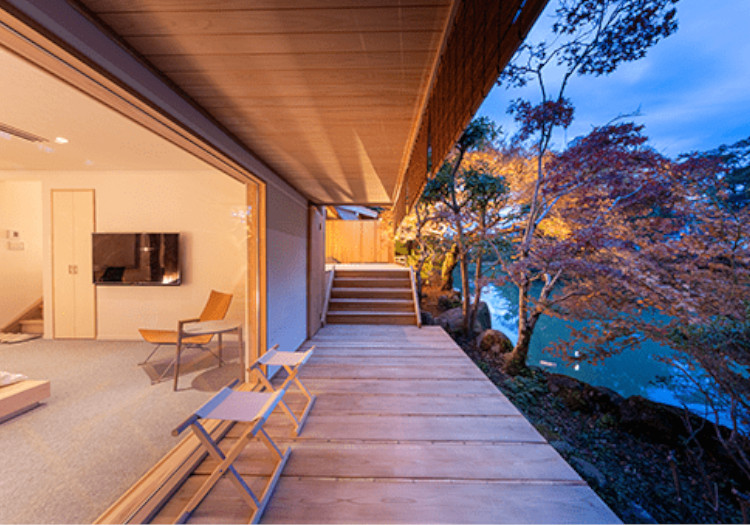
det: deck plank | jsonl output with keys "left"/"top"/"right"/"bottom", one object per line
{"left": 304, "top": 378, "right": 500, "bottom": 395}
{"left": 148, "top": 324, "right": 620, "bottom": 524}
{"left": 283, "top": 392, "right": 522, "bottom": 416}
{"left": 195, "top": 441, "right": 583, "bottom": 481}
{"left": 263, "top": 479, "right": 618, "bottom": 524}
{"left": 300, "top": 363, "right": 488, "bottom": 380}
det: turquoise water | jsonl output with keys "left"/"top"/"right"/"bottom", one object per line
{"left": 468, "top": 278, "right": 713, "bottom": 412}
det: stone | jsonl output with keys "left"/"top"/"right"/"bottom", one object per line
{"left": 435, "top": 307, "right": 464, "bottom": 334}
{"left": 435, "top": 304, "right": 493, "bottom": 335}
{"left": 420, "top": 311, "right": 435, "bottom": 326}
{"left": 549, "top": 440, "right": 574, "bottom": 455}
{"left": 547, "top": 373, "right": 624, "bottom": 414}
{"left": 475, "top": 301, "right": 492, "bottom": 332}
{"left": 619, "top": 395, "right": 696, "bottom": 446}
{"left": 570, "top": 457, "right": 607, "bottom": 488}
{"left": 476, "top": 329, "right": 513, "bottom": 356}
{"left": 437, "top": 291, "right": 461, "bottom": 311}
{"left": 622, "top": 501, "right": 656, "bottom": 524}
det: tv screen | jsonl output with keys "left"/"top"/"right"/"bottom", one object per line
{"left": 92, "top": 233, "right": 181, "bottom": 286}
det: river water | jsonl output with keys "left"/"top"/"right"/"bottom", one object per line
{"left": 473, "top": 280, "right": 714, "bottom": 414}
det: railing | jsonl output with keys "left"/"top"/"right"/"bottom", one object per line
{"left": 320, "top": 267, "right": 335, "bottom": 326}
{"left": 408, "top": 267, "right": 422, "bottom": 328}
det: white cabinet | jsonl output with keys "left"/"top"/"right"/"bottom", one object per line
{"left": 51, "top": 190, "right": 96, "bottom": 338}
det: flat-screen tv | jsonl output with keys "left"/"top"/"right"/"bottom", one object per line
{"left": 92, "top": 233, "right": 181, "bottom": 286}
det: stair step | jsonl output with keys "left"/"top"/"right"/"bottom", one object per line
{"left": 333, "top": 277, "right": 411, "bottom": 288}
{"left": 329, "top": 298, "right": 413, "bottom": 312}
{"left": 19, "top": 319, "right": 43, "bottom": 334}
{"left": 331, "top": 287, "right": 413, "bottom": 299}
{"left": 326, "top": 311, "right": 417, "bottom": 325}
{"left": 335, "top": 269, "right": 410, "bottom": 279}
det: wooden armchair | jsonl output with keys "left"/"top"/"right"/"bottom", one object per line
{"left": 138, "top": 290, "right": 233, "bottom": 385}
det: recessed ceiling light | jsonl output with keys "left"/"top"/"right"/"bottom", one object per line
{"left": 54, "top": 137, "right": 69, "bottom": 144}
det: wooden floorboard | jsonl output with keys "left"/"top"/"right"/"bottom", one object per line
{"left": 149, "top": 324, "right": 620, "bottom": 524}
{"left": 300, "top": 363, "right": 487, "bottom": 379}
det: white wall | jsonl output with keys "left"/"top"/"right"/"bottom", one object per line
{"left": 266, "top": 185, "right": 308, "bottom": 353}
{"left": 0, "top": 180, "right": 43, "bottom": 328}
{"left": 3, "top": 170, "right": 246, "bottom": 339}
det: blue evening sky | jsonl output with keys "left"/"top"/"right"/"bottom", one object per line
{"left": 478, "top": 0, "right": 750, "bottom": 158}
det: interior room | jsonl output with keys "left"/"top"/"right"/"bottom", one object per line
{"left": 0, "top": 46, "right": 251, "bottom": 522}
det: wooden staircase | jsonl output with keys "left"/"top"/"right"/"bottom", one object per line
{"left": 2, "top": 298, "right": 43, "bottom": 335}
{"left": 326, "top": 267, "right": 420, "bottom": 325}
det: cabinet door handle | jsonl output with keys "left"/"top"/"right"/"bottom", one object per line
{"left": 68, "top": 265, "right": 78, "bottom": 274}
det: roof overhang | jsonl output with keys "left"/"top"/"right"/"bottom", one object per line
{"left": 0, "top": 0, "right": 547, "bottom": 213}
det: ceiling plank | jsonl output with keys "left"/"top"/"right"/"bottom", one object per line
{"left": 84, "top": 0, "right": 451, "bottom": 13}
{"left": 124, "top": 31, "right": 443, "bottom": 55}
{"left": 99, "top": 7, "right": 447, "bottom": 36}
{"left": 148, "top": 51, "right": 433, "bottom": 73}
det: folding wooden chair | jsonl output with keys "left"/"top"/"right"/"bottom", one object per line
{"left": 172, "top": 379, "right": 290, "bottom": 524}
{"left": 248, "top": 344, "right": 316, "bottom": 435}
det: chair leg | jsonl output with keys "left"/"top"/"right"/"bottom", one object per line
{"left": 138, "top": 344, "right": 164, "bottom": 366}
{"left": 173, "top": 339, "right": 182, "bottom": 391}
{"left": 176, "top": 422, "right": 260, "bottom": 523}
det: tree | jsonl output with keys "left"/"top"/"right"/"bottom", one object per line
{"left": 545, "top": 135, "right": 750, "bottom": 512}
{"left": 395, "top": 197, "right": 442, "bottom": 299}
{"left": 494, "top": 122, "right": 672, "bottom": 373}
{"left": 495, "top": 0, "right": 680, "bottom": 373}
{"left": 422, "top": 117, "right": 503, "bottom": 334}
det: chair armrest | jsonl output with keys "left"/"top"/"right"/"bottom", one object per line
{"left": 177, "top": 318, "right": 201, "bottom": 344}
{"left": 178, "top": 318, "right": 201, "bottom": 332}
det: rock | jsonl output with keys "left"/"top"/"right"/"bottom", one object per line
{"left": 420, "top": 311, "right": 435, "bottom": 326}
{"left": 549, "top": 440, "right": 574, "bottom": 455}
{"left": 621, "top": 501, "right": 656, "bottom": 524}
{"left": 435, "top": 304, "right": 493, "bottom": 335}
{"left": 570, "top": 457, "right": 607, "bottom": 488}
{"left": 437, "top": 291, "right": 461, "bottom": 311}
{"left": 547, "top": 374, "right": 624, "bottom": 414}
{"left": 619, "top": 396, "right": 693, "bottom": 446}
{"left": 435, "top": 307, "right": 464, "bottom": 334}
{"left": 476, "top": 329, "right": 513, "bottom": 356}
{"left": 547, "top": 374, "right": 588, "bottom": 412}
{"left": 475, "top": 301, "right": 492, "bottom": 332}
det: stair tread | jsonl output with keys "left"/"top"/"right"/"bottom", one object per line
{"left": 330, "top": 298, "right": 412, "bottom": 303}
{"left": 335, "top": 276, "right": 409, "bottom": 279}
{"left": 332, "top": 287, "right": 412, "bottom": 292}
{"left": 327, "top": 311, "right": 415, "bottom": 316}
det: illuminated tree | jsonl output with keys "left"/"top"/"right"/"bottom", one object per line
{"left": 496, "top": 0, "right": 680, "bottom": 373}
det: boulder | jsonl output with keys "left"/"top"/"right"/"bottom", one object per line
{"left": 570, "top": 457, "right": 607, "bottom": 488}
{"left": 619, "top": 396, "right": 694, "bottom": 446}
{"left": 437, "top": 291, "right": 461, "bottom": 311}
{"left": 549, "top": 439, "right": 574, "bottom": 455}
{"left": 547, "top": 373, "right": 624, "bottom": 414}
{"left": 476, "top": 329, "right": 513, "bottom": 356}
{"left": 420, "top": 311, "right": 435, "bottom": 326}
{"left": 475, "top": 301, "right": 492, "bottom": 332}
{"left": 436, "top": 304, "right": 493, "bottom": 335}
{"left": 435, "top": 307, "right": 464, "bottom": 334}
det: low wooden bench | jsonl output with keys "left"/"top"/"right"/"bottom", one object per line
{"left": 0, "top": 379, "right": 50, "bottom": 423}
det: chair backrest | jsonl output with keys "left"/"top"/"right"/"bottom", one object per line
{"left": 199, "top": 290, "right": 233, "bottom": 322}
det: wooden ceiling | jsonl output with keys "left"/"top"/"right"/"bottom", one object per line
{"left": 75, "top": 0, "right": 452, "bottom": 204}
{"left": 74, "top": 0, "right": 546, "bottom": 206}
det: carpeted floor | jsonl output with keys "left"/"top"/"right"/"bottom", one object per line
{"left": 0, "top": 338, "right": 243, "bottom": 524}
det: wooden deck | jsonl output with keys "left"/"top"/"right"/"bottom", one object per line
{"left": 151, "top": 325, "right": 620, "bottom": 524}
